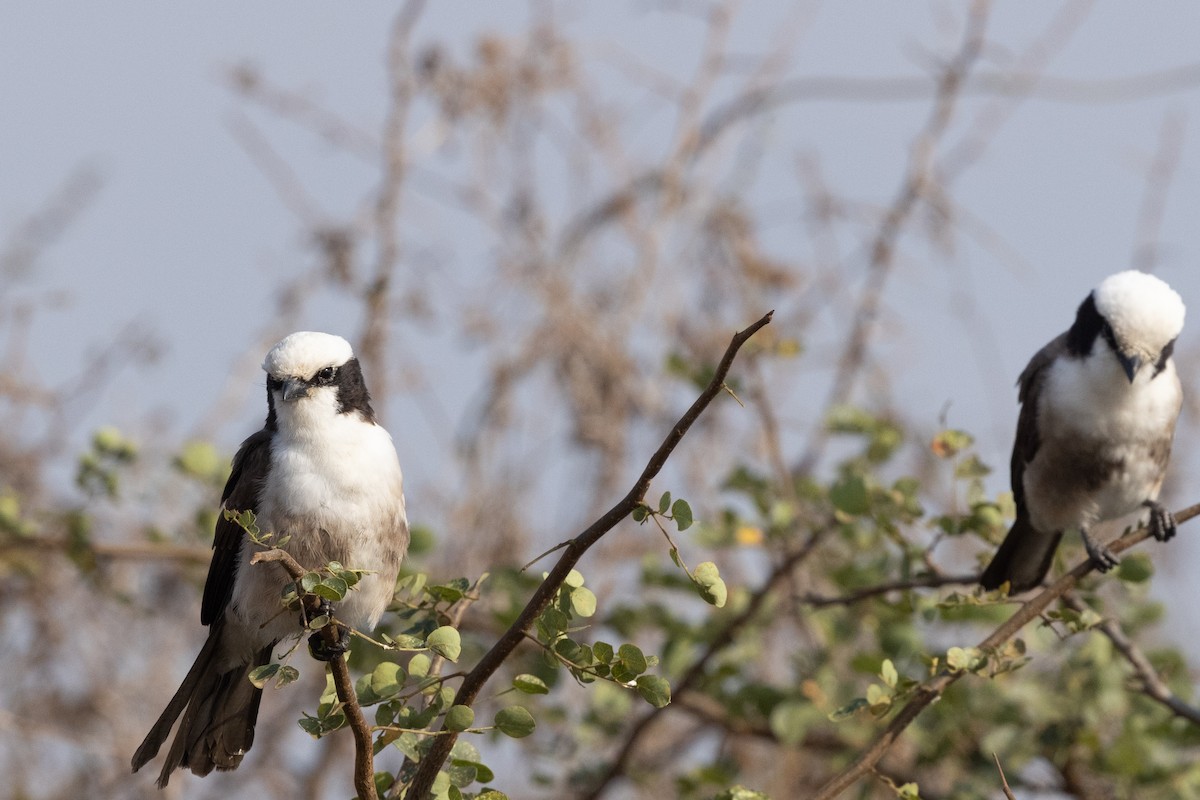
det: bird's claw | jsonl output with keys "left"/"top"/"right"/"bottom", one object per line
{"left": 308, "top": 623, "right": 349, "bottom": 661}
{"left": 1081, "top": 529, "right": 1120, "bottom": 572}
{"left": 1144, "top": 500, "right": 1177, "bottom": 543}
{"left": 301, "top": 598, "right": 348, "bottom": 661}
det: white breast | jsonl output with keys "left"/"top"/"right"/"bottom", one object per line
{"left": 227, "top": 397, "right": 407, "bottom": 652}
{"left": 1026, "top": 352, "right": 1180, "bottom": 532}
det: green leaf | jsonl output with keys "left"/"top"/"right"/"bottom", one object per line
{"left": 494, "top": 706, "right": 536, "bottom": 738}
{"left": 829, "top": 697, "right": 869, "bottom": 721}
{"left": 635, "top": 675, "right": 671, "bottom": 708}
{"left": 769, "top": 700, "right": 811, "bottom": 745}
{"left": 248, "top": 663, "right": 280, "bottom": 689}
{"left": 830, "top": 474, "right": 870, "bottom": 516}
{"left": 658, "top": 491, "right": 672, "bottom": 514}
{"left": 427, "top": 626, "right": 462, "bottom": 662}
{"left": 712, "top": 786, "right": 771, "bottom": 800}
{"left": 691, "top": 561, "right": 728, "bottom": 608}
{"left": 373, "top": 772, "right": 395, "bottom": 795}
{"left": 632, "top": 505, "right": 648, "bottom": 522}
{"left": 880, "top": 659, "right": 898, "bottom": 688}
{"left": 513, "top": 674, "right": 550, "bottom": 694}
{"left": 592, "top": 641, "right": 614, "bottom": 663}
{"left": 409, "top": 653, "right": 432, "bottom": 678}
{"left": 570, "top": 586, "right": 597, "bottom": 618}
{"left": 174, "top": 440, "right": 222, "bottom": 481}
{"left": 563, "top": 569, "right": 586, "bottom": 589}
{"left": 444, "top": 705, "right": 475, "bottom": 732}
{"left": 1118, "top": 552, "right": 1154, "bottom": 583}
{"left": 946, "top": 646, "right": 985, "bottom": 673}
{"left": 273, "top": 665, "right": 300, "bottom": 689}
{"left": 671, "top": 498, "right": 694, "bottom": 531}
{"left": 618, "top": 644, "right": 648, "bottom": 674}
{"left": 371, "top": 662, "right": 405, "bottom": 699}
{"left": 314, "top": 576, "right": 348, "bottom": 601}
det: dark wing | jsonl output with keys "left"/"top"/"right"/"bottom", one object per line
{"left": 1010, "top": 333, "right": 1066, "bottom": 514}
{"left": 201, "top": 430, "right": 272, "bottom": 626}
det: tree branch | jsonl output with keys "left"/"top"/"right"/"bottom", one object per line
{"left": 581, "top": 525, "right": 827, "bottom": 799}
{"left": 799, "top": 573, "right": 980, "bottom": 607}
{"left": 1061, "top": 590, "right": 1200, "bottom": 726}
{"left": 405, "top": 311, "right": 774, "bottom": 798}
{"left": 812, "top": 501, "right": 1200, "bottom": 800}
{"left": 250, "top": 548, "right": 378, "bottom": 800}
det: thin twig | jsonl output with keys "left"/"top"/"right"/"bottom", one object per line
{"left": 811, "top": 501, "right": 1200, "bottom": 800}
{"left": 993, "top": 752, "right": 1017, "bottom": 800}
{"left": 406, "top": 311, "right": 773, "bottom": 798}
{"left": 0, "top": 538, "right": 210, "bottom": 564}
{"left": 798, "top": 573, "right": 980, "bottom": 607}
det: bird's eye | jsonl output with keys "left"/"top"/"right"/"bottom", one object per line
{"left": 316, "top": 366, "right": 337, "bottom": 383}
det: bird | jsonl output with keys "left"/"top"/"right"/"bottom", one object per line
{"left": 979, "top": 271, "right": 1185, "bottom": 593}
{"left": 132, "top": 331, "right": 409, "bottom": 786}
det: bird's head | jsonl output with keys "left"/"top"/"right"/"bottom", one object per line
{"left": 262, "top": 332, "right": 375, "bottom": 426}
{"left": 1069, "top": 270, "right": 1186, "bottom": 383}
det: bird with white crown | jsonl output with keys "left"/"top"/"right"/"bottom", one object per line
{"left": 981, "top": 271, "right": 1185, "bottom": 592}
{"left": 132, "top": 332, "right": 409, "bottom": 786}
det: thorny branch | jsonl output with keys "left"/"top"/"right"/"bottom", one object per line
{"left": 406, "top": 311, "right": 774, "bottom": 798}
{"left": 811, "top": 501, "right": 1200, "bottom": 800}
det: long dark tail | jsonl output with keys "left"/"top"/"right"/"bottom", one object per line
{"left": 980, "top": 515, "right": 1063, "bottom": 593}
{"left": 131, "top": 622, "right": 272, "bottom": 787}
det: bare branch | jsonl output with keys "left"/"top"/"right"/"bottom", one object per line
{"left": 0, "top": 537, "right": 210, "bottom": 564}
{"left": 993, "top": 752, "right": 1017, "bottom": 800}
{"left": 1061, "top": 591, "right": 1200, "bottom": 726}
{"left": 798, "top": 573, "right": 980, "bottom": 608}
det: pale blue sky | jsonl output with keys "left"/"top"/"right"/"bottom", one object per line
{"left": 6, "top": 1, "right": 1200, "bottom": 641}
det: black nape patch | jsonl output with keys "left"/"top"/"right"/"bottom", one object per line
{"left": 1065, "top": 293, "right": 1118, "bottom": 359}
{"left": 264, "top": 377, "right": 281, "bottom": 430}
{"left": 335, "top": 358, "right": 376, "bottom": 422}
{"left": 1154, "top": 337, "right": 1176, "bottom": 377}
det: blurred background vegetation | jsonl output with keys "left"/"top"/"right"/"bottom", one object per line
{"left": 5, "top": 2, "right": 1200, "bottom": 798}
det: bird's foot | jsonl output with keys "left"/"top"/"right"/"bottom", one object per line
{"left": 1144, "top": 500, "right": 1177, "bottom": 543}
{"left": 301, "top": 598, "right": 349, "bottom": 661}
{"left": 308, "top": 623, "right": 350, "bottom": 661}
{"left": 1081, "top": 528, "right": 1119, "bottom": 572}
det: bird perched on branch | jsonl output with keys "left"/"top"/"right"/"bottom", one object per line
{"left": 132, "top": 332, "right": 409, "bottom": 786}
{"left": 980, "top": 271, "right": 1185, "bottom": 593}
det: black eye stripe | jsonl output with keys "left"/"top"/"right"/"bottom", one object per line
{"left": 315, "top": 366, "right": 338, "bottom": 384}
